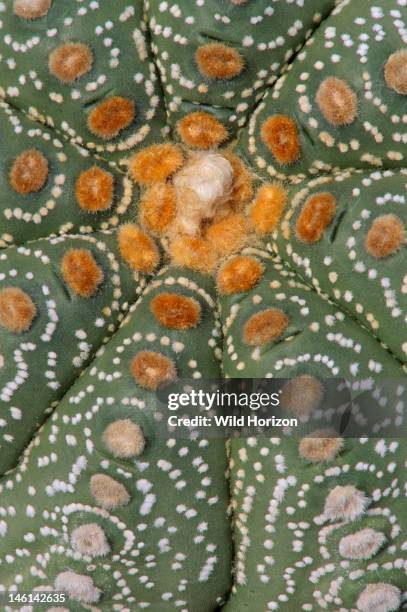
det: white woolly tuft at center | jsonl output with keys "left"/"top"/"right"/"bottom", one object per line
{"left": 173, "top": 152, "right": 233, "bottom": 236}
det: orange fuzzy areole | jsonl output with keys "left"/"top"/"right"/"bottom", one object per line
{"left": 206, "top": 214, "right": 248, "bottom": 257}
{"left": 169, "top": 235, "right": 218, "bottom": 274}
{"left": 118, "top": 224, "right": 159, "bottom": 273}
{"left": 177, "top": 112, "right": 228, "bottom": 149}
{"left": 87, "top": 96, "right": 135, "bottom": 140}
{"left": 243, "top": 308, "right": 289, "bottom": 346}
{"left": 365, "top": 214, "right": 405, "bottom": 259}
{"left": 296, "top": 192, "right": 336, "bottom": 243}
{"left": 139, "top": 183, "right": 177, "bottom": 234}
{"left": 131, "top": 350, "right": 176, "bottom": 390}
{"left": 196, "top": 43, "right": 244, "bottom": 80}
{"left": 129, "top": 144, "right": 184, "bottom": 186}
{"left": 223, "top": 152, "right": 253, "bottom": 211}
{"left": 0, "top": 287, "right": 37, "bottom": 333}
{"left": 61, "top": 249, "right": 104, "bottom": 298}
{"left": 250, "top": 183, "right": 287, "bottom": 235}
{"left": 9, "top": 149, "right": 48, "bottom": 195}
{"left": 261, "top": 115, "right": 300, "bottom": 165}
{"left": 217, "top": 256, "right": 264, "bottom": 295}
{"left": 75, "top": 166, "right": 114, "bottom": 212}
{"left": 150, "top": 293, "right": 201, "bottom": 330}
{"left": 49, "top": 42, "right": 93, "bottom": 83}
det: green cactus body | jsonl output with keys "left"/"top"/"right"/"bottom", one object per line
{"left": 0, "top": 0, "right": 406, "bottom": 610}
{"left": 0, "top": 231, "right": 146, "bottom": 474}
{"left": 0, "top": 266, "right": 232, "bottom": 610}
{"left": 0, "top": 100, "right": 139, "bottom": 248}
{"left": 270, "top": 170, "right": 407, "bottom": 363}
{"left": 225, "top": 435, "right": 405, "bottom": 611}
{"left": 147, "top": 0, "right": 336, "bottom": 138}
{"left": 0, "top": 0, "right": 167, "bottom": 166}
{"left": 236, "top": 0, "right": 407, "bottom": 181}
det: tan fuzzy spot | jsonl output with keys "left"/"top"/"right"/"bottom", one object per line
{"left": 280, "top": 375, "right": 324, "bottom": 417}
{"left": 75, "top": 166, "right": 114, "bottom": 213}
{"left": 49, "top": 42, "right": 93, "bottom": 83}
{"left": 230, "top": 0, "right": 249, "bottom": 4}
{"left": 71, "top": 523, "right": 110, "bottom": 557}
{"left": 196, "top": 43, "right": 244, "bottom": 80}
{"left": 243, "top": 308, "right": 289, "bottom": 346}
{"left": 9, "top": 149, "right": 48, "bottom": 195}
{"left": 13, "top": 0, "right": 52, "bottom": 19}
{"left": 169, "top": 235, "right": 218, "bottom": 274}
{"left": 357, "top": 583, "right": 401, "bottom": 612}
{"left": 206, "top": 213, "right": 248, "bottom": 257}
{"left": 129, "top": 143, "right": 183, "bottom": 186}
{"left": 316, "top": 77, "right": 357, "bottom": 126}
{"left": 384, "top": 50, "right": 407, "bottom": 95}
{"left": 90, "top": 474, "right": 130, "bottom": 510}
{"left": 54, "top": 571, "right": 101, "bottom": 604}
{"left": 296, "top": 192, "right": 336, "bottom": 243}
{"left": 299, "top": 429, "right": 343, "bottom": 463}
{"left": 177, "top": 111, "right": 228, "bottom": 149}
{"left": 339, "top": 528, "right": 387, "bottom": 560}
{"left": 217, "top": 256, "right": 264, "bottom": 295}
{"left": 103, "top": 419, "right": 145, "bottom": 458}
{"left": 150, "top": 293, "right": 201, "bottom": 330}
{"left": 139, "top": 183, "right": 177, "bottom": 235}
{"left": 260, "top": 115, "right": 300, "bottom": 165}
{"left": 250, "top": 183, "right": 287, "bottom": 234}
{"left": 324, "top": 485, "right": 369, "bottom": 522}
{"left": 223, "top": 152, "right": 253, "bottom": 211}
{"left": 87, "top": 96, "right": 135, "bottom": 140}
{"left": 0, "top": 287, "right": 36, "bottom": 334}
{"left": 61, "top": 249, "right": 103, "bottom": 298}
{"left": 365, "top": 214, "right": 405, "bottom": 259}
{"left": 131, "top": 350, "right": 176, "bottom": 391}
{"left": 118, "top": 224, "right": 159, "bottom": 274}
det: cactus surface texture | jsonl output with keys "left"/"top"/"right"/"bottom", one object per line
{"left": 0, "top": 1, "right": 406, "bottom": 611}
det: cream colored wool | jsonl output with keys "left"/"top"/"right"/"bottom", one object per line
{"left": 173, "top": 152, "right": 233, "bottom": 236}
